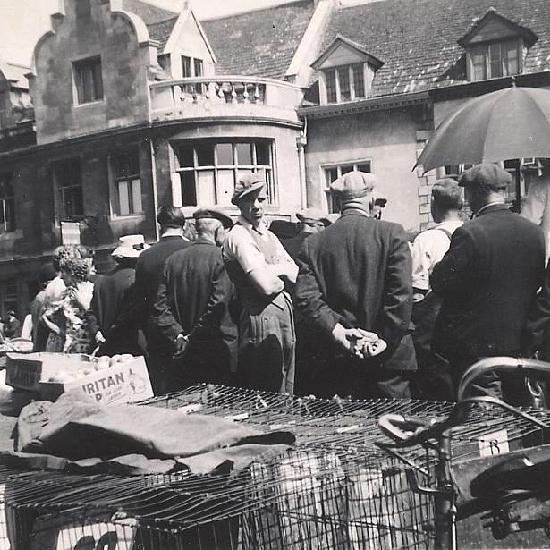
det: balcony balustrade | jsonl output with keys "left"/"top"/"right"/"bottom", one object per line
{"left": 149, "top": 76, "right": 302, "bottom": 125}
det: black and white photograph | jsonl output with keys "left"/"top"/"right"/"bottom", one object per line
{"left": 1, "top": 0, "right": 550, "bottom": 547}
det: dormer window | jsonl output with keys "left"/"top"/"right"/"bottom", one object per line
{"left": 458, "top": 9, "right": 537, "bottom": 83}
{"left": 324, "top": 64, "right": 365, "bottom": 103}
{"left": 470, "top": 39, "right": 520, "bottom": 80}
{"left": 311, "top": 36, "right": 383, "bottom": 105}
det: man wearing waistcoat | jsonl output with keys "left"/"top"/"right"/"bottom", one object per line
{"left": 223, "top": 174, "right": 298, "bottom": 393}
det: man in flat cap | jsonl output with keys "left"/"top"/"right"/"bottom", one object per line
{"left": 153, "top": 208, "right": 237, "bottom": 389}
{"left": 223, "top": 173, "right": 298, "bottom": 393}
{"left": 431, "top": 163, "right": 545, "bottom": 403}
{"left": 295, "top": 171, "right": 417, "bottom": 399}
{"left": 282, "top": 207, "right": 327, "bottom": 262}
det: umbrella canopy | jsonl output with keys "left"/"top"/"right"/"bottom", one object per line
{"left": 415, "top": 85, "right": 550, "bottom": 173}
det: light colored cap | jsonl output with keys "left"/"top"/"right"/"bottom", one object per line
{"left": 330, "top": 172, "right": 376, "bottom": 200}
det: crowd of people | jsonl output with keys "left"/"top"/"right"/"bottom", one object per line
{"left": 20, "top": 164, "right": 550, "bottom": 405}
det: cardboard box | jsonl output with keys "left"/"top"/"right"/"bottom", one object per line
{"left": 39, "top": 356, "right": 153, "bottom": 405}
{"left": 5, "top": 352, "right": 91, "bottom": 392}
{"left": 6, "top": 353, "right": 153, "bottom": 406}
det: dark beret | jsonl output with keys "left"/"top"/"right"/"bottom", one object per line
{"left": 459, "top": 163, "right": 511, "bottom": 192}
{"left": 193, "top": 208, "right": 233, "bottom": 229}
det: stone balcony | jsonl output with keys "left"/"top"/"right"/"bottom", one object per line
{"left": 149, "top": 76, "right": 302, "bottom": 126}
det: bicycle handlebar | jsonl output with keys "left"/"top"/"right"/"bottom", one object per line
{"left": 457, "top": 356, "right": 550, "bottom": 401}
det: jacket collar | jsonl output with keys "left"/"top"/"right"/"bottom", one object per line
{"left": 192, "top": 237, "right": 216, "bottom": 247}
{"left": 475, "top": 203, "right": 509, "bottom": 217}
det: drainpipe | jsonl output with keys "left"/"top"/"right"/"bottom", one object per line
{"left": 297, "top": 115, "right": 308, "bottom": 208}
{"left": 149, "top": 137, "right": 160, "bottom": 241}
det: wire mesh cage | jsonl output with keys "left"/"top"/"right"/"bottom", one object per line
{"left": 0, "top": 384, "right": 549, "bottom": 550}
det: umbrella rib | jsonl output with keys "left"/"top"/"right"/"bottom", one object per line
{"left": 481, "top": 90, "right": 503, "bottom": 164}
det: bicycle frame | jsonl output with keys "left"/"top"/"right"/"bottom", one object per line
{"left": 378, "top": 356, "right": 550, "bottom": 550}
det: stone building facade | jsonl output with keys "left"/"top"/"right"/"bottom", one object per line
{"left": 2, "top": 0, "right": 550, "bottom": 316}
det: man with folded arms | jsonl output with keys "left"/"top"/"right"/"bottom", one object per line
{"left": 223, "top": 174, "right": 298, "bottom": 393}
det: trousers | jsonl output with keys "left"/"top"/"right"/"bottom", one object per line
{"left": 237, "top": 294, "right": 295, "bottom": 394}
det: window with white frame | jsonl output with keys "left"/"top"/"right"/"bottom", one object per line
{"left": 324, "top": 161, "right": 372, "bottom": 213}
{"left": 323, "top": 63, "right": 366, "bottom": 103}
{"left": 52, "top": 158, "right": 83, "bottom": 219}
{"left": 468, "top": 39, "right": 521, "bottom": 81}
{"left": 110, "top": 150, "right": 142, "bottom": 217}
{"left": 73, "top": 56, "right": 104, "bottom": 104}
{"left": 174, "top": 141, "right": 275, "bottom": 207}
{"left": 0, "top": 173, "right": 15, "bottom": 232}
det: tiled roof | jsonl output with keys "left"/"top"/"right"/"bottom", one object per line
{"left": 147, "top": 15, "right": 178, "bottom": 53}
{"left": 321, "top": 0, "right": 550, "bottom": 97}
{"left": 201, "top": 0, "right": 315, "bottom": 79}
{"left": 121, "top": 0, "right": 178, "bottom": 25}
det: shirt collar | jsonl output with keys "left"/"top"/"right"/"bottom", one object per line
{"left": 237, "top": 215, "right": 268, "bottom": 235}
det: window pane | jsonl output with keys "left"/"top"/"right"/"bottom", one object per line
{"left": 471, "top": 46, "right": 487, "bottom": 81}
{"left": 74, "top": 57, "right": 103, "bottom": 103}
{"left": 325, "top": 69, "right": 337, "bottom": 103}
{"left": 216, "top": 143, "right": 234, "bottom": 165}
{"left": 64, "top": 187, "right": 83, "bottom": 217}
{"left": 216, "top": 170, "right": 234, "bottom": 206}
{"left": 505, "top": 41, "right": 519, "bottom": 75}
{"left": 489, "top": 43, "right": 503, "bottom": 78}
{"left": 176, "top": 144, "right": 194, "bottom": 168}
{"left": 197, "top": 171, "right": 216, "bottom": 205}
{"left": 236, "top": 143, "right": 252, "bottom": 165}
{"left": 196, "top": 143, "right": 215, "bottom": 166}
{"left": 131, "top": 179, "right": 142, "bottom": 213}
{"left": 255, "top": 142, "right": 270, "bottom": 165}
{"left": 352, "top": 64, "right": 365, "bottom": 98}
{"left": 325, "top": 168, "right": 338, "bottom": 187}
{"left": 341, "top": 165, "right": 354, "bottom": 174}
{"left": 194, "top": 58, "right": 203, "bottom": 77}
{"left": 182, "top": 56, "right": 192, "bottom": 78}
{"left": 118, "top": 180, "right": 130, "bottom": 216}
{"left": 180, "top": 171, "right": 197, "bottom": 206}
{"left": 338, "top": 67, "right": 351, "bottom": 101}
{"left": 356, "top": 162, "right": 371, "bottom": 173}
{"left": 114, "top": 151, "right": 139, "bottom": 178}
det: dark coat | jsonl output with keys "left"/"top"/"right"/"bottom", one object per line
{"left": 86, "top": 265, "right": 142, "bottom": 356}
{"left": 134, "top": 235, "right": 191, "bottom": 350}
{"left": 431, "top": 204, "right": 545, "bottom": 364}
{"left": 295, "top": 210, "right": 416, "bottom": 371}
{"left": 153, "top": 239, "right": 238, "bottom": 382}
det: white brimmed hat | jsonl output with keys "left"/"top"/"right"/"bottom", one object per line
{"left": 112, "top": 234, "right": 149, "bottom": 258}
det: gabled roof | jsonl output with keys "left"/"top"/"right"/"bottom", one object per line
{"left": 318, "top": 0, "right": 550, "bottom": 98}
{"left": 201, "top": 0, "right": 315, "bottom": 79}
{"left": 121, "top": 0, "right": 178, "bottom": 25}
{"left": 311, "top": 35, "right": 384, "bottom": 70}
{"left": 458, "top": 7, "right": 538, "bottom": 47}
{"left": 147, "top": 15, "right": 178, "bottom": 52}
{"left": 0, "top": 60, "right": 30, "bottom": 90}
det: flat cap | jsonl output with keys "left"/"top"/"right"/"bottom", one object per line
{"left": 459, "top": 163, "right": 511, "bottom": 192}
{"left": 330, "top": 172, "right": 376, "bottom": 200}
{"left": 193, "top": 208, "right": 233, "bottom": 229}
{"left": 231, "top": 173, "right": 266, "bottom": 205}
{"left": 296, "top": 207, "right": 326, "bottom": 224}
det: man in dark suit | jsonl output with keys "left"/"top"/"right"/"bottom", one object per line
{"left": 153, "top": 208, "right": 237, "bottom": 389}
{"left": 431, "top": 163, "right": 545, "bottom": 402}
{"left": 295, "top": 172, "right": 416, "bottom": 399}
{"left": 134, "top": 206, "right": 191, "bottom": 394}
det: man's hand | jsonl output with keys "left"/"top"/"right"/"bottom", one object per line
{"left": 332, "top": 324, "right": 387, "bottom": 358}
{"left": 174, "top": 333, "right": 189, "bottom": 357}
{"left": 95, "top": 331, "right": 106, "bottom": 344}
